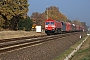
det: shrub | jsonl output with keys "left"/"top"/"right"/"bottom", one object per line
{"left": 18, "top": 17, "right": 33, "bottom": 31}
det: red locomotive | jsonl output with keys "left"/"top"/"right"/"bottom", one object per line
{"left": 45, "top": 19, "right": 85, "bottom": 35}
{"left": 45, "top": 19, "right": 62, "bottom": 35}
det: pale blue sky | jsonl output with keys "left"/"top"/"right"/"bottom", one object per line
{"left": 28, "top": 0, "right": 90, "bottom": 26}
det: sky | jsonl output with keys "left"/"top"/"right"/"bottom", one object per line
{"left": 28, "top": 0, "right": 90, "bottom": 26}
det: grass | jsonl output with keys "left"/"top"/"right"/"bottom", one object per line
{"left": 71, "top": 35, "right": 90, "bottom": 60}
{"left": 54, "top": 35, "right": 89, "bottom": 60}
{"left": 0, "top": 31, "right": 45, "bottom": 39}
{"left": 71, "top": 47, "right": 90, "bottom": 60}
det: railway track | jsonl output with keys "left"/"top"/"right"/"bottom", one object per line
{"left": 0, "top": 32, "right": 78, "bottom": 53}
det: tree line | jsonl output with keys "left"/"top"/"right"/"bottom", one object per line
{"left": 0, "top": 1, "right": 87, "bottom": 31}
{"left": 31, "top": 6, "right": 87, "bottom": 29}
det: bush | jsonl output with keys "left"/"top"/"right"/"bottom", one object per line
{"left": 18, "top": 17, "right": 33, "bottom": 31}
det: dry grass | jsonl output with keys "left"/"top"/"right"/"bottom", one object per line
{"left": 0, "top": 31, "right": 46, "bottom": 39}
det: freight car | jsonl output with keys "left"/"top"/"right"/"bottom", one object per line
{"left": 45, "top": 19, "right": 84, "bottom": 35}
{"left": 61, "top": 22, "right": 72, "bottom": 33}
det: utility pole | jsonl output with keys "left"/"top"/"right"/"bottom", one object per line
{"left": 47, "top": 6, "right": 48, "bottom": 20}
{"left": 88, "top": 26, "right": 90, "bottom": 34}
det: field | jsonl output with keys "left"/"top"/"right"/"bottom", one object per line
{"left": 0, "top": 31, "right": 45, "bottom": 40}
{"left": 54, "top": 34, "right": 90, "bottom": 60}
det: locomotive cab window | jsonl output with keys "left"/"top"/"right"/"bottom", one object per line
{"left": 46, "top": 22, "right": 50, "bottom": 25}
{"left": 46, "top": 22, "right": 54, "bottom": 25}
{"left": 51, "top": 22, "right": 54, "bottom": 25}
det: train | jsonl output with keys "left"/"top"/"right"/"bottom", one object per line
{"left": 45, "top": 19, "right": 85, "bottom": 35}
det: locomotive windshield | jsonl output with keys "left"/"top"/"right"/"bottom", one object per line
{"left": 51, "top": 22, "right": 54, "bottom": 25}
{"left": 46, "top": 22, "right": 54, "bottom": 25}
{"left": 46, "top": 22, "right": 50, "bottom": 25}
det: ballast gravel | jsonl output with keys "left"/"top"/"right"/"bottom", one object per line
{"left": 0, "top": 32, "right": 85, "bottom": 60}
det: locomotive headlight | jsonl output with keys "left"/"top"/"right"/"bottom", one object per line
{"left": 45, "top": 25, "right": 48, "bottom": 27}
{"left": 52, "top": 25, "right": 55, "bottom": 27}
{"left": 52, "top": 25, "right": 55, "bottom": 29}
{"left": 45, "top": 25, "right": 48, "bottom": 29}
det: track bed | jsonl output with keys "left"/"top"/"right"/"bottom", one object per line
{"left": 0, "top": 32, "right": 85, "bottom": 60}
